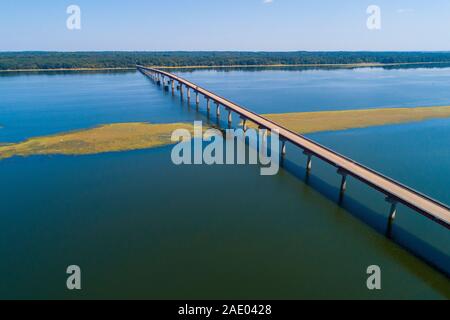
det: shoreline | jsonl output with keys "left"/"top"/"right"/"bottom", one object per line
{"left": 153, "top": 61, "right": 450, "bottom": 69}
{"left": 0, "top": 67, "right": 135, "bottom": 73}
{"left": 1, "top": 61, "right": 450, "bottom": 73}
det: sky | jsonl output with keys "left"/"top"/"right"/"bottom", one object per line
{"left": 1, "top": 0, "right": 450, "bottom": 51}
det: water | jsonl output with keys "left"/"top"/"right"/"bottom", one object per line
{"left": 0, "top": 67, "right": 449, "bottom": 299}
{"left": 176, "top": 66, "right": 450, "bottom": 113}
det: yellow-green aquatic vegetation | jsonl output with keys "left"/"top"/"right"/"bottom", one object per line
{"left": 1, "top": 106, "right": 450, "bottom": 160}
{"left": 0, "top": 122, "right": 195, "bottom": 159}
{"left": 259, "top": 106, "right": 450, "bottom": 134}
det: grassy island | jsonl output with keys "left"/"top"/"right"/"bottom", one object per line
{"left": 0, "top": 122, "right": 195, "bottom": 159}
{"left": 261, "top": 106, "right": 450, "bottom": 134}
{"left": 1, "top": 106, "right": 450, "bottom": 160}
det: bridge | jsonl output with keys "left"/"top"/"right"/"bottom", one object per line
{"left": 136, "top": 65, "right": 450, "bottom": 235}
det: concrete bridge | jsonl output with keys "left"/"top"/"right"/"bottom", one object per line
{"left": 136, "top": 65, "right": 450, "bottom": 236}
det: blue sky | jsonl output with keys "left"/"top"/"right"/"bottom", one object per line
{"left": 1, "top": 0, "right": 450, "bottom": 51}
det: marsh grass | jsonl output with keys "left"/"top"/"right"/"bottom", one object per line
{"left": 1, "top": 106, "right": 450, "bottom": 160}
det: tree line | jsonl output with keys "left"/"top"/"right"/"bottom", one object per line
{"left": 2, "top": 51, "right": 450, "bottom": 70}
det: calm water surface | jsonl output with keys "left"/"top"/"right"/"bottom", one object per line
{"left": 0, "top": 67, "right": 449, "bottom": 299}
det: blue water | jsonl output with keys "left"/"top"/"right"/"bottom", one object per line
{"left": 0, "top": 67, "right": 449, "bottom": 299}
{"left": 3, "top": 67, "right": 450, "bottom": 141}
{"left": 176, "top": 67, "right": 450, "bottom": 113}
{"left": 0, "top": 71, "right": 200, "bottom": 142}
{"left": 311, "top": 119, "right": 450, "bottom": 204}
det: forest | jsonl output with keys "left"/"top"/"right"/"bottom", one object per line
{"left": 1, "top": 51, "right": 450, "bottom": 70}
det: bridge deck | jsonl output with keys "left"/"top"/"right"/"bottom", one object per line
{"left": 137, "top": 65, "right": 450, "bottom": 229}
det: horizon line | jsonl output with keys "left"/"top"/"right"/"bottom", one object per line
{"left": 2, "top": 50, "right": 450, "bottom": 53}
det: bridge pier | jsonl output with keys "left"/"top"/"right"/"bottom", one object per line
{"left": 195, "top": 91, "right": 200, "bottom": 105}
{"left": 304, "top": 151, "right": 312, "bottom": 176}
{"left": 337, "top": 168, "right": 348, "bottom": 204}
{"left": 385, "top": 197, "right": 398, "bottom": 238}
{"left": 179, "top": 83, "right": 183, "bottom": 97}
{"left": 171, "top": 80, "right": 175, "bottom": 94}
{"left": 259, "top": 125, "right": 267, "bottom": 137}
{"left": 215, "top": 102, "right": 220, "bottom": 118}
{"left": 187, "top": 87, "right": 191, "bottom": 101}
{"left": 228, "top": 109, "right": 232, "bottom": 125}
{"left": 281, "top": 140, "right": 287, "bottom": 158}
{"left": 206, "top": 97, "right": 211, "bottom": 114}
{"left": 241, "top": 117, "right": 247, "bottom": 131}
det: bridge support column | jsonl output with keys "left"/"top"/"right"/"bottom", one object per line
{"left": 227, "top": 109, "right": 232, "bottom": 125}
{"left": 180, "top": 83, "right": 183, "bottom": 97}
{"left": 259, "top": 126, "right": 268, "bottom": 140}
{"left": 258, "top": 125, "right": 266, "bottom": 134}
{"left": 304, "top": 151, "right": 312, "bottom": 176}
{"left": 385, "top": 197, "right": 398, "bottom": 238}
{"left": 337, "top": 168, "right": 348, "bottom": 204}
{"left": 281, "top": 140, "right": 287, "bottom": 158}
{"left": 215, "top": 102, "right": 220, "bottom": 118}
{"left": 241, "top": 117, "right": 247, "bottom": 131}
{"left": 196, "top": 91, "right": 200, "bottom": 105}
{"left": 171, "top": 80, "right": 175, "bottom": 94}
{"left": 206, "top": 97, "right": 211, "bottom": 113}
{"left": 187, "top": 87, "right": 191, "bottom": 101}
